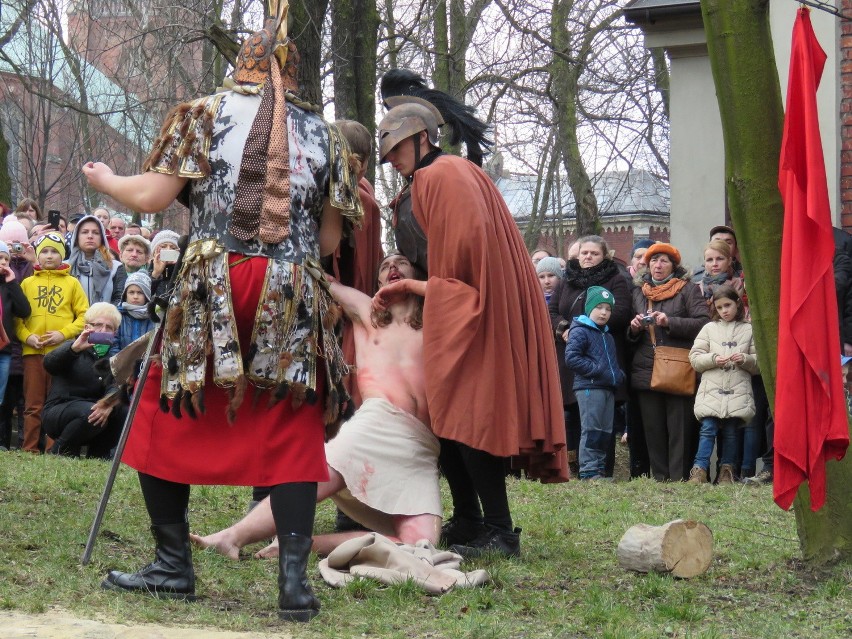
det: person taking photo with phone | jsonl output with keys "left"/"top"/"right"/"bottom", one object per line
{"left": 148, "top": 230, "right": 181, "bottom": 298}
{"left": 41, "top": 302, "right": 126, "bottom": 458}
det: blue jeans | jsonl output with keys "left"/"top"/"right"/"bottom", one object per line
{"left": 694, "top": 417, "right": 742, "bottom": 471}
{"left": 0, "top": 352, "right": 11, "bottom": 407}
{"left": 576, "top": 388, "right": 614, "bottom": 479}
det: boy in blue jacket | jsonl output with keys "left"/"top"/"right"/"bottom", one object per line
{"left": 565, "top": 286, "right": 624, "bottom": 480}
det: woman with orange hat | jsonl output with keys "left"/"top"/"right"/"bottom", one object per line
{"left": 628, "top": 243, "right": 710, "bottom": 481}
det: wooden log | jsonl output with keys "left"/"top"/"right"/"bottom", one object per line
{"left": 616, "top": 519, "right": 713, "bottom": 578}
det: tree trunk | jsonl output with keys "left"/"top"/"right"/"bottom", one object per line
{"left": 701, "top": 0, "right": 781, "bottom": 399}
{"left": 793, "top": 436, "right": 852, "bottom": 563}
{"left": 701, "top": 0, "right": 851, "bottom": 562}
{"left": 551, "top": 0, "right": 599, "bottom": 237}
{"left": 0, "top": 122, "right": 11, "bottom": 205}
{"left": 290, "top": 0, "right": 329, "bottom": 105}
{"left": 331, "top": 0, "right": 379, "bottom": 175}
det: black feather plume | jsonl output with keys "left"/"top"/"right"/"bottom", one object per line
{"left": 380, "top": 69, "right": 492, "bottom": 166}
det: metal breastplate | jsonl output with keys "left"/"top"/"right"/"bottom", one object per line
{"left": 392, "top": 186, "right": 429, "bottom": 274}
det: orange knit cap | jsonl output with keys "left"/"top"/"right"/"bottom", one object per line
{"left": 642, "top": 242, "right": 681, "bottom": 266}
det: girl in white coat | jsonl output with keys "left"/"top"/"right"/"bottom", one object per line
{"left": 687, "top": 286, "right": 759, "bottom": 484}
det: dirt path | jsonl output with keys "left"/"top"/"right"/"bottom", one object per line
{"left": 0, "top": 609, "right": 295, "bottom": 638}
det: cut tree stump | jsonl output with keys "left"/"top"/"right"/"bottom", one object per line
{"left": 616, "top": 519, "right": 713, "bottom": 578}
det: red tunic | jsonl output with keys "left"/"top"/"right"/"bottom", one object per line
{"left": 122, "top": 255, "right": 329, "bottom": 486}
{"left": 411, "top": 155, "right": 568, "bottom": 482}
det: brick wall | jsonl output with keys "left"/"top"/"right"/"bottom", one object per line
{"left": 531, "top": 225, "right": 670, "bottom": 265}
{"left": 842, "top": 0, "right": 852, "bottom": 230}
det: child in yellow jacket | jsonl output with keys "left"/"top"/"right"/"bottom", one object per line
{"left": 15, "top": 233, "right": 89, "bottom": 452}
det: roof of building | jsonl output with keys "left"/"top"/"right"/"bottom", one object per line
{"left": 0, "top": 4, "right": 155, "bottom": 146}
{"left": 494, "top": 167, "right": 670, "bottom": 222}
{"left": 623, "top": 0, "right": 701, "bottom": 25}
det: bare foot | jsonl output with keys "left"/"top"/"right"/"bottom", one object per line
{"left": 254, "top": 536, "right": 279, "bottom": 559}
{"left": 189, "top": 531, "right": 241, "bottom": 561}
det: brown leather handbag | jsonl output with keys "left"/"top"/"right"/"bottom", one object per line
{"left": 647, "top": 302, "right": 696, "bottom": 396}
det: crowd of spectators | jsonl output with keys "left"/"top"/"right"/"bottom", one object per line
{"left": 536, "top": 223, "right": 851, "bottom": 485}
{"left": 2, "top": 195, "right": 846, "bottom": 487}
{"left": 0, "top": 199, "right": 182, "bottom": 458}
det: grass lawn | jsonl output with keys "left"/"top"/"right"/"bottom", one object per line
{"left": 0, "top": 450, "right": 850, "bottom": 638}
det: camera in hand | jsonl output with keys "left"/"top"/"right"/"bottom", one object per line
{"left": 159, "top": 248, "right": 180, "bottom": 263}
{"left": 11, "top": 242, "right": 24, "bottom": 254}
{"left": 641, "top": 314, "right": 656, "bottom": 326}
{"left": 87, "top": 331, "right": 114, "bottom": 345}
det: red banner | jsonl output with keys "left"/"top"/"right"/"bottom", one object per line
{"left": 775, "top": 8, "right": 849, "bottom": 511}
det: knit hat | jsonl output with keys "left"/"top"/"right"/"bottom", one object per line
{"left": 631, "top": 239, "right": 656, "bottom": 255}
{"left": 151, "top": 229, "right": 180, "bottom": 255}
{"left": 536, "top": 256, "right": 563, "bottom": 279}
{"left": 0, "top": 241, "right": 9, "bottom": 257}
{"left": 123, "top": 270, "right": 152, "bottom": 302}
{"left": 585, "top": 286, "right": 614, "bottom": 316}
{"left": 33, "top": 232, "right": 67, "bottom": 260}
{"left": 643, "top": 242, "right": 681, "bottom": 267}
{"left": 118, "top": 234, "right": 152, "bottom": 255}
{"left": 0, "top": 216, "right": 29, "bottom": 245}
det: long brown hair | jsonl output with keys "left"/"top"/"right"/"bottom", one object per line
{"left": 15, "top": 198, "right": 41, "bottom": 220}
{"left": 336, "top": 119, "right": 372, "bottom": 178}
{"left": 710, "top": 285, "right": 745, "bottom": 321}
{"left": 371, "top": 251, "right": 425, "bottom": 330}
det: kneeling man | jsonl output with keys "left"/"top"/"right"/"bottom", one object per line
{"left": 192, "top": 252, "right": 440, "bottom": 557}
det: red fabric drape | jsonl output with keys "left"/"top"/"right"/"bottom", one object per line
{"left": 775, "top": 8, "right": 849, "bottom": 511}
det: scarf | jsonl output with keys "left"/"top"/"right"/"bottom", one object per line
{"left": 701, "top": 271, "right": 732, "bottom": 300}
{"left": 92, "top": 343, "right": 110, "bottom": 357}
{"left": 68, "top": 249, "right": 112, "bottom": 302}
{"left": 564, "top": 258, "right": 619, "bottom": 289}
{"left": 641, "top": 275, "right": 687, "bottom": 302}
{"left": 121, "top": 302, "right": 150, "bottom": 321}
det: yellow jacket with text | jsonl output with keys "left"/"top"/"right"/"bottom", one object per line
{"left": 15, "top": 265, "right": 89, "bottom": 356}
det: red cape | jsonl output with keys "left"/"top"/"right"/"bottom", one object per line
{"left": 775, "top": 8, "right": 849, "bottom": 511}
{"left": 411, "top": 155, "right": 567, "bottom": 482}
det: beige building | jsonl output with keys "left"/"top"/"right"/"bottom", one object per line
{"left": 625, "top": 0, "right": 842, "bottom": 264}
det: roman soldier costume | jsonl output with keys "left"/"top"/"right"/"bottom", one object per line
{"left": 102, "top": 1, "right": 362, "bottom": 622}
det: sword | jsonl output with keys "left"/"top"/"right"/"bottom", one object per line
{"left": 81, "top": 324, "right": 163, "bottom": 565}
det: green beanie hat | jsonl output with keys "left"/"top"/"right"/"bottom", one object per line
{"left": 585, "top": 286, "right": 614, "bottom": 316}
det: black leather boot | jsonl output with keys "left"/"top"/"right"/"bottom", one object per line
{"left": 102, "top": 522, "right": 196, "bottom": 600}
{"left": 277, "top": 533, "right": 319, "bottom": 622}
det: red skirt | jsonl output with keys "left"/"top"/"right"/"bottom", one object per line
{"left": 122, "top": 255, "right": 329, "bottom": 486}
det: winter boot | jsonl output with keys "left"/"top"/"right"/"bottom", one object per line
{"left": 687, "top": 466, "right": 708, "bottom": 484}
{"left": 439, "top": 516, "right": 487, "bottom": 548}
{"left": 102, "top": 522, "right": 196, "bottom": 600}
{"left": 277, "top": 533, "right": 320, "bottom": 622}
{"left": 450, "top": 526, "right": 522, "bottom": 559}
{"left": 717, "top": 464, "right": 735, "bottom": 485}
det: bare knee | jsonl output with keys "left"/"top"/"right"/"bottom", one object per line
{"left": 394, "top": 514, "right": 441, "bottom": 546}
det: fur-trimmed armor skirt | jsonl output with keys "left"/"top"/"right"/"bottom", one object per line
{"left": 121, "top": 250, "right": 345, "bottom": 486}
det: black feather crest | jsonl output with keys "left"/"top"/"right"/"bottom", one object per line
{"left": 380, "top": 69, "right": 492, "bottom": 166}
